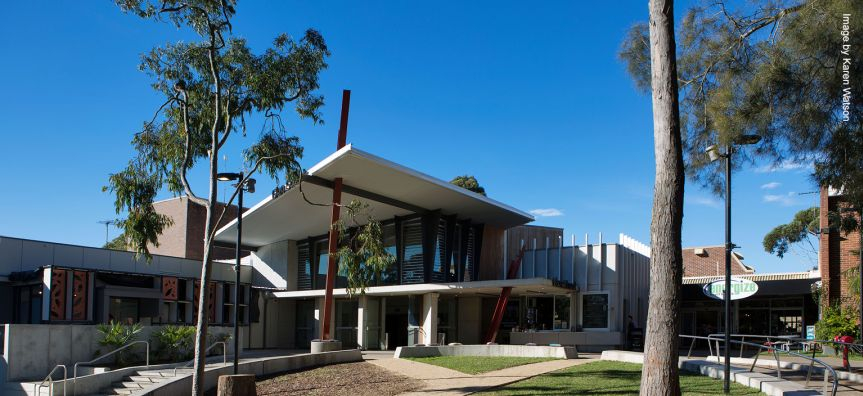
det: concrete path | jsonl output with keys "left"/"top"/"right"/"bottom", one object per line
{"left": 366, "top": 354, "right": 596, "bottom": 395}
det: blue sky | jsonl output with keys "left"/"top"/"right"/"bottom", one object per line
{"left": 0, "top": 1, "right": 820, "bottom": 273}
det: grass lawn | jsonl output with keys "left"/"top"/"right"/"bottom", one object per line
{"left": 478, "top": 360, "right": 765, "bottom": 395}
{"left": 404, "top": 356, "right": 556, "bottom": 374}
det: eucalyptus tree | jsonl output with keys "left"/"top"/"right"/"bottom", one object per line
{"left": 620, "top": 0, "right": 862, "bottom": 228}
{"left": 620, "top": 1, "right": 860, "bottom": 392}
{"left": 763, "top": 207, "right": 820, "bottom": 260}
{"left": 639, "top": 0, "right": 685, "bottom": 394}
{"left": 105, "top": 1, "right": 328, "bottom": 394}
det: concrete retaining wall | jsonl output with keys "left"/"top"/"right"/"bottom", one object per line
{"left": 143, "top": 349, "right": 362, "bottom": 396}
{"left": 2, "top": 324, "right": 235, "bottom": 382}
{"left": 510, "top": 331, "right": 621, "bottom": 352}
{"left": 395, "top": 344, "right": 578, "bottom": 359}
{"left": 600, "top": 350, "right": 822, "bottom": 396}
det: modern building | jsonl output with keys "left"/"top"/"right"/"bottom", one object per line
{"left": 214, "top": 145, "right": 652, "bottom": 351}
{"left": 0, "top": 144, "right": 654, "bottom": 389}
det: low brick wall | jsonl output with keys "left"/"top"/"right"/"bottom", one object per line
{"left": 395, "top": 344, "right": 578, "bottom": 359}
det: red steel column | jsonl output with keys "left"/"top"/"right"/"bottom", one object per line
{"left": 321, "top": 90, "right": 351, "bottom": 340}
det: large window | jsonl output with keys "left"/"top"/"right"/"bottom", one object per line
{"left": 13, "top": 284, "right": 42, "bottom": 324}
{"left": 431, "top": 219, "right": 447, "bottom": 283}
{"left": 379, "top": 223, "right": 399, "bottom": 285}
{"left": 581, "top": 293, "right": 609, "bottom": 330}
{"left": 553, "top": 295, "right": 571, "bottom": 330}
{"left": 109, "top": 297, "right": 140, "bottom": 324}
{"left": 315, "top": 240, "right": 329, "bottom": 289}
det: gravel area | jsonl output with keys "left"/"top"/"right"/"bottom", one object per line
{"left": 256, "top": 361, "right": 423, "bottom": 396}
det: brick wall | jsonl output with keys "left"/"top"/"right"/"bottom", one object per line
{"left": 682, "top": 246, "right": 753, "bottom": 277}
{"left": 150, "top": 197, "right": 244, "bottom": 261}
{"left": 148, "top": 197, "right": 188, "bottom": 258}
{"left": 820, "top": 187, "right": 862, "bottom": 308}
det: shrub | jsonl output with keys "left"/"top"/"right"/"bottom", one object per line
{"left": 151, "top": 325, "right": 196, "bottom": 362}
{"left": 815, "top": 304, "right": 859, "bottom": 342}
{"left": 96, "top": 321, "right": 143, "bottom": 366}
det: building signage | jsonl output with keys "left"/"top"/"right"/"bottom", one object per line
{"left": 702, "top": 278, "right": 758, "bottom": 300}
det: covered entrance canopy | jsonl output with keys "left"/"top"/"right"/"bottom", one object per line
{"left": 214, "top": 144, "right": 533, "bottom": 247}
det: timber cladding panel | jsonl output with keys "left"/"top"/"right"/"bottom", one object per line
{"left": 193, "top": 281, "right": 218, "bottom": 322}
{"left": 478, "top": 225, "right": 504, "bottom": 280}
{"left": 72, "top": 270, "right": 88, "bottom": 321}
{"left": 162, "top": 276, "right": 178, "bottom": 301}
{"left": 50, "top": 268, "right": 67, "bottom": 320}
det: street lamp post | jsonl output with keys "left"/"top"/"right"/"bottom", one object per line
{"left": 216, "top": 172, "right": 255, "bottom": 375}
{"left": 705, "top": 134, "right": 760, "bottom": 394}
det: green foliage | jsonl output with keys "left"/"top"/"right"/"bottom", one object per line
{"left": 450, "top": 175, "right": 486, "bottom": 196}
{"left": 335, "top": 200, "right": 396, "bottom": 297}
{"left": 815, "top": 305, "right": 859, "bottom": 341}
{"left": 96, "top": 321, "right": 143, "bottom": 366}
{"left": 763, "top": 207, "right": 819, "bottom": 258}
{"left": 151, "top": 325, "right": 196, "bottom": 361}
{"left": 106, "top": 0, "right": 329, "bottom": 262}
{"left": 619, "top": 0, "right": 863, "bottom": 228}
{"left": 103, "top": 235, "right": 128, "bottom": 251}
{"left": 844, "top": 266, "right": 862, "bottom": 309}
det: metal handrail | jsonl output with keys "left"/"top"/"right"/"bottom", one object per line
{"left": 705, "top": 333, "right": 863, "bottom": 365}
{"left": 173, "top": 341, "right": 228, "bottom": 376}
{"left": 73, "top": 340, "right": 149, "bottom": 395}
{"left": 35, "top": 364, "right": 67, "bottom": 396}
{"left": 681, "top": 334, "right": 839, "bottom": 396}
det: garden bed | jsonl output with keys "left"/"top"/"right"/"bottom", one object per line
{"left": 255, "top": 361, "right": 422, "bottom": 396}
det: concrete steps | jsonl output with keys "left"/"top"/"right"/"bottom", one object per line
{"left": 93, "top": 369, "right": 176, "bottom": 396}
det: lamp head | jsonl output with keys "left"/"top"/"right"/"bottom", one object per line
{"left": 705, "top": 144, "right": 722, "bottom": 162}
{"left": 216, "top": 172, "right": 242, "bottom": 182}
{"left": 734, "top": 134, "right": 762, "bottom": 145}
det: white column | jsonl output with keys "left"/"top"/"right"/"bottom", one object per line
{"left": 569, "top": 293, "right": 578, "bottom": 331}
{"left": 422, "top": 293, "right": 439, "bottom": 345}
{"left": 357, "top": 295, "right": 367, "bottom": 349}
{"left": 380, "top": 298, "right": 387, "bottom": 350}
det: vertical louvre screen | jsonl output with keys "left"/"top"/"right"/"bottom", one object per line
{"left": 431, "top": 220, "right": 447, "bottom": 283}
{"left": 297, "top": 243, "right": 312, "bottom": 290}
{"left": 465, "top": 228, "right": 475, "bottom": 282}
{"left": 401, "top": 219, "right": 424, "bottom": 284}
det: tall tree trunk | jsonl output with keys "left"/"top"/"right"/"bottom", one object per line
{"left": 192, "top": 144, "right": 220, "bottom": 396}
{"left": 640, "top": 0, "right": 684, "bottom": 395}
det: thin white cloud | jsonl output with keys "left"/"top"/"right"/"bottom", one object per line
{"left": 763, "top": 192, "right": 798, "bottom": 206}
{"left": 529, "top": 208, "right": 564, "bottom": 217}
{"left": 755, "top": 160, "right": 812, "bottom": 173}
{"left": 760, "top": 182, "right": 781, "bottom": 190}
{"left": 691, "top": 196, "right": 721, "bottom": 208}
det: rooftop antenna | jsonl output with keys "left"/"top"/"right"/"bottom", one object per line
{"left": 97, "top": 220, "right": 117, "bottom": 245}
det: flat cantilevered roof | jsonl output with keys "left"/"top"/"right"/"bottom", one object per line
{"left": 271, "top": 277, "right": 576, "bottom": 298}
{"left": 214, "top": 144, "right": 534, "bottom": 247}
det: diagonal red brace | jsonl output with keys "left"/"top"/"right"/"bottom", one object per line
{"left": 483, "top": 245, "right": 526, "bottom": 344}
